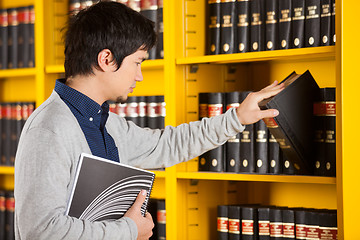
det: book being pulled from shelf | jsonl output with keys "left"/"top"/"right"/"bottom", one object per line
{"left": 66, "top": 153, "right": 155, "bottom": 222}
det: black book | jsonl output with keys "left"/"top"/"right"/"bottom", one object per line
{"left": 125, "top": 96, "right": 140, "bottom": 126}
{"left": 305, "top": 210, "right": 320, "bottom": 239}
{"left": 281, "top": 149, "right": 296, "bottom": 175}
{"left": 147, "top": 199, "right": 158, "bottom": 240}
{"left": 17, "top": 6, "right": 30, "bottom": 68}
{"left": 11, "top": 102, "right": 23, "bottom": 166}
{"left": 156, "top": 0, "right": 164, "bottom": 59}
{"left": 323, "top": 88, "right": 336, "bottom": 177}
{"left": 250, "top": 0, "right": 265, "bottom": 52}
{"left": 268, "top": 132, "right": 281, "bottom": 174}
{"left": 146, "top": 95, "right": 165, "bottom": 129}
{"left": 156, "top": 199, "right": 166, "bottom": 240}
{"left": 255, "top": 120, "right": 268, "bottom": 174}
{"left": 207, "top": 92, "right": 225, "bottom": 172}
{"left": 330, "top": 0, "right": 335, "bottom": 45}
{"left": 198, "top": 93, "right": 210, "bottom": 171}
{"left": 291, "top": 0, "right": 305, "bottom": 48}
{"left": 0, "top": 9, "right": 8, "bottom": 69}
{"left": 217, "top": 205, "right": 229, "bottom": 240}
{"left": 258, "top": 207, "right": 270, "bottom": 240}
{"left": 320, "top": 0, "right": 331, "bottom": 46}
{"left": 220, "top": 0, "right": 237, "bottom": 54}
{"left": 5, "top": 191, "right": 14, "bottom": 240}
{"left": 236, "top": 0, "right": 251, "bottom": 53}
{"left": 282, "top": 208, "right": 295, "bottom": 240}
{"left": 2, "top": 103, "right": 12, "bottom": 166}
{"left": 66, "top": 153, "right": 155, "bottom": 221}
{"left": 240, "top": 91, "right": 255, "bottom": 173}
{"left": 269, "top": 207, "right": 283, "bottom": 239}
{"left": 228, "top": 205, "right": 241, "bottom": 240}
{"left": 7, "top": 8, "right": 18, "bottom": 69}
{"left": 225, "top": 92, "right": 240, "bottom": 173}
{"left": 140, "top": 0, "right": 158, "bottom": 60}
{"left": 0, "top": 191, "right": 5, "bottom": 240}
{"left": 319, "top": 209, "right": 337, "bottom": 239}
{"left": 137, "top": 96, "right": 147, "bottom": 128}
{"left": 28, "top": 5, "right": 35, "bottom": 68}
{"left": 305, "top": 0, "right": 320, "bottom": 47}
{"left": 313, "top": 88, "right": 326, "bottom": 176}
{"left": 258, "top": 70, "right": 320, "bottom": 175}
{"left": 278, "top": 0, "right": 292, "bottom": 49}
{"left": 241, "top": 206, "right": 258, "bottom": 240}
{"left": 265, "top": 0, "right": 279, "bottom": 51}
{"left": 208, "top": 0, "right": 221, "bottom": 55}
{"left": 294, "top": 208, "right": 307, "bottom": 239}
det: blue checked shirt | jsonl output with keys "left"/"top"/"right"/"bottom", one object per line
{"left": 55, "top": 79, "right": 120, "bottom": 162}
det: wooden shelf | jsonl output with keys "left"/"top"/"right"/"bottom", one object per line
{"left": 176, "top": 46, "right": 335, "bottom": 65}
{"left": 0, "top": 68, "right": 36, "bottom": 78}
{"left": 0, "top": 166, "right": 15, "bottom": 175}
{"left": 176, "top": 171, "right": 336, "bottom": 185}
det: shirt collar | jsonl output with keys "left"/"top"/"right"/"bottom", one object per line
{"left": 55, "top": 79, "right": 109, "bottom": 128}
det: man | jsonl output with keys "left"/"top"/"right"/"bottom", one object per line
{"left": 14, "top": 2, "right": 283, "bottom": 240}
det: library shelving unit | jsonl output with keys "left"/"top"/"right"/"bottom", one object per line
{"left": 0, "top": 0, "right": 358, "bottom": 239}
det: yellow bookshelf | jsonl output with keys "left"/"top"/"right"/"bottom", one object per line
{"left": 1, "top": 0, "right": 359, "bottom": 239}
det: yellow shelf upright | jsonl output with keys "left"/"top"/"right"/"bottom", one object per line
{"left": 35, "top": 0, "right": 45, "bottom": 106}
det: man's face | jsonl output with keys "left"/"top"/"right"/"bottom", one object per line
{"left": 107, "top": 49, "right": 147, "bottom": 103}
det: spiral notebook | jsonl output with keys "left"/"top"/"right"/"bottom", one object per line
{"left": 65, "top": 153, "right": 155, "bottom": 222}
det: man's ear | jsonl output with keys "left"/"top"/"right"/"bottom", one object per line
{"left": 97, "top": 49, "right": 116, "bottom": 71}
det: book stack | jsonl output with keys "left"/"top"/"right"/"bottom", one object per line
{"left": 0, "top": 5, "right": 35, "bottom": 69}
{"left": 0, "top": 190, "right": 15, "bottom": 240}
{"left": 198, "top": 71, "right": 336, "bottom": 177}
{"left": 108, "top": 95, "right": 166, "bottom": 129}
{"left": 217, "top": 204, "right": 337, "bottom": 240}
{"left": 207, "top": 0, "right": 336, "bottom": 55}
{"left": 0, "top": 102, "right": 35, "bottom": 166}
{"left": 68, "top": 0, "right": 164, "bottom": 59}
{"left": 148, "top": 199, "right": 166, "bottom": 240}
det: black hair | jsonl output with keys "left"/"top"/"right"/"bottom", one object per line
{"left": 63, "top": 1, "right": 156, "bottom": 79}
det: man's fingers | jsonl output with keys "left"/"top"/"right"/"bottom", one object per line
{"left": 257, "top": 83, "right": 285, "bottom": 101}
{"left": 132, "top": 189, "right": 147, "bottom": 209}
{"left": 260, "top": 109, "right": 279, "bottom": 119}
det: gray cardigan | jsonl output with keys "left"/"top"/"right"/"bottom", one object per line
{"left": 14, "top": 91, "right": 244, "bottom": 240}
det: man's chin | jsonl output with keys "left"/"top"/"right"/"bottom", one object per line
{"left": 115, "top": 96, "right": 127, "bottom": 104}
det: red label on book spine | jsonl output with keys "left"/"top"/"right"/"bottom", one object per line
{"left": 307, "top": 225, "right": 320, "bottom": 238}
{"left": 228, "top": 219, "right": 240, "bottom": 234}
{"left": 217, "top": 217, "right": 228, "bottom": 232}
{"left": 208, "top": 104, "right": 223, "bottom": 117}
{"left": 270, "top": 222, "right": 283, "bottom": 237}
{"left": 157, "top": 209, "right": 166, "bottom": 224}
{"left": 258, "top": 221, "right": 270, "bottom": 235}
{"left": 242, "top": 220, "right": 254, "bottom": 235}
{"left": 6, "top": 197, "right": 15, "bottom": 212}
{"left": 263, "top": 118, "right": 278, "bottom": 128}
{"left": 325, "top": 102, "right": 336, "bottom": 116}
{"left": 199, "top": 104, "right": 208, "bottom": 118}
{"left": 319, "top": 227, "right": 337, "bottom": 239}
{"left": 0, "top": 12, "right": 8, "bottom": 26}
{"left": 296, "top": 224, "right": 307, "bottom": 239}
{"left": 283, "top": 223, "right": 295, "bottom": 237}
{"left": 226, "top": 103, "right": 240, "bottom": 110}
{"left": 0, "top": 196, "right": 5, "bottom": 211}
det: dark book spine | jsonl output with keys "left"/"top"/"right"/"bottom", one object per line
{"left": 198, "top": 93, "right": 209, "bottom": 171}
{"left": 228, "top": 205, "right": 241, "bottom": 240}
{"left": 282, "top": 208, "right": 295, "bottom": 240}
{"left": 225, "top": 92, "right": 240, "bottom": 173}
{"left": 220, "top": 0, "right": 237, "bottom": 54}
{"left": 7, "top": 8, "right": 18, "bottom": 69}
{"left": 281, "top": 149, "right": 296, "bottom": 175}
{"left": 258, "top": 207, "right": 270, "bottom": 240}
{"left": 320, "top": 0, "right": 331, "bottom": 46}
{"left": 21, "top": 102, "right": 34, "bottom": 130}
{"left": 217, "top": 205, "right": 229, "bottom": 240}
{"left": 268, "top": 132, "right": 281, "bottom": 174}
{"left": 319, "top": 210, "right": 337, "bottom": 240}
{"left": 255, "top": 120, "right": 268, "bottom": 174}
{"left": 147, "top": 199, "right": 158, "bottom": 240}
{"left": 278, "top": 0, "right": 292, "bottom": 49}
{"left": 236, "top": 0, "right": 251, "bottom": 53}
{"left": 265, "top": 0, "right": 279, "bottom": 51}
{"left": 69, "top": 0, "right": 82, "bottom": 15}
{"left": 11, "top": 103, "right": 22, "bottom": 166}
{"left": 0, "top": 104, "right": 2, "bottom": 166}
{"left": 146, "top": 95, "right": 165, "bottom": 129}
{"left": 269, "top": 208, "right": 283, "bottom": 239}
{"left": 2, "top": 103, "right": 12, "bottom": 166}
{"left": 240, "top": 91, "right": 255, "bottom": 173}
{"left": 323, "top": 88, "right": 336, "bottom": 177}
{"left": 241, "top": 206, "right": 258, "bottom": 240}
{"left": 156, "top": 199, "right": 166, "bottom": 240}
{"left": 0, "top": 9, "right": 8, "bottom": 69}
{"left": 208, "top": 92, "right": 224, "bottom": 172}
{"left": 140, "top": 0, "right": 158, "bottom": 59}
{"left": 125, "top": 96, "right": 140, "bottom": 126}
{"left": 305, "top": 0, "right": 320, "bottom": 47}
{"left": 28, "top": 6, "right": 35, "bottom": 68}
{"left": 291, "top": 0, "right": 305, "bottom": 48}
{"left": 250, "top": 0, "right": 265, "bottom": 51}
{"left": 313, "top": 88, "right": 326, "bottom": 176}
{"left": 138, "top": 96, "right": 147, "bottom": 128}
{"left": 306, "top": 210, "right": 320, "bottom": 239}
{"left": 17, "top": 7, "right": 30, "bottom": 68}
{"left": 295, "top": 209, "right": 307, "bottom": 239}
{"left": 5, "top": 191, "right": 14, "bottom": 240}
{"left": 208, "top": 0, "right": 221, "bottom": 55}
{"left": 156, "top": 0, "right": 163, "bottom": 59}
{"left": 0, "top": 191, "right": 5, "bottom": 240}
{"left": 330, "top": 0, "right": 335, "bottom": 45}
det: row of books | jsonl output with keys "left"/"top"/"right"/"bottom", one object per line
{"left": 207, "top": 0, "right": 336, "bottom": 55}
{"left": 0, "top": 102, "right": 35, "bottom": 166}
{"left": 0, "top": 190, "right": 14, "bottom": 240}
{"left": 69, "top": 0, "right": 164, "bottom": 60}
{"left": 148, "top": 199, "right": 166, "bottom": 240}
{"left": 108, "top": 95, "right": 166, "bottom": 129}
{"left": 198, "top": 84, "right": 335, "bottom": 176}
{"left": 0, "top": 6, "right": 35, "bottom": 69}
{"left": 217, "top": 204, "right": 337, "bottom": 240}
